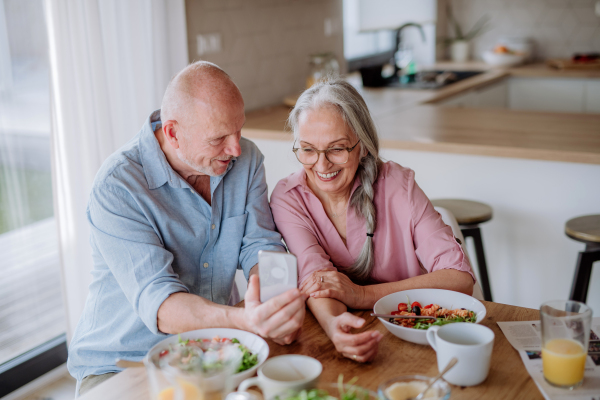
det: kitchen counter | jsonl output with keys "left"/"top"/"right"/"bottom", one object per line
{"left": 243, "top": 63, "right": 600, "bottom": 165}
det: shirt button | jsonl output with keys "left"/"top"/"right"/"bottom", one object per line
{"left": 211, "top": 224, "right": 215, "bottom": 230}
{"left": 203, "top": 262, "right": 209, "bottom": 268}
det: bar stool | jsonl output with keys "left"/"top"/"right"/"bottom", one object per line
{"left": 565, "top": 214, "right": 600, "bottom": 303}
{"left": 431, "top": 199, "right": 494, "bottom": 301}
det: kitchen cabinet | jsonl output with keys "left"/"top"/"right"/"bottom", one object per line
{"left": 441, "top": 77, "right": 600, "bottom": 114}
{"left": 508, "top": 78, "right": 586, "bottom": 113}
{"left": 439, "top": 80, "right": 507, "bottom": 109}
{"left": 585, "top": 80, "right": 600, "bottom": 113}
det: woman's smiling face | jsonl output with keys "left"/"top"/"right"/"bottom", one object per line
{"left": 297, "top": 106, "right": 362, "bottom": 197}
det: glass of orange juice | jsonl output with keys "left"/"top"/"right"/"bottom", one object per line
{"left": 540, "top": 300, "right": 592, "bottom": 389}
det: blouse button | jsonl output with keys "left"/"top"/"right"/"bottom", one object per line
{"left": 203, "top": 262, "right": 209, "bottom": 268}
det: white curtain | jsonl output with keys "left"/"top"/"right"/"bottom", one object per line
{"left": 45, "top": 0, "right": 189, "bottom": 338}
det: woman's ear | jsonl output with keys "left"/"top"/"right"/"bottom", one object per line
{"left": 361, "top": 146, "right": 369, "bottom": 158}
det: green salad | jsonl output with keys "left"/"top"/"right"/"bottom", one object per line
{"left": 162, "top": 335, "right": 258, "bottom": 373}
{"left": 278, "top": 375, "right": 370, "bottom": 400}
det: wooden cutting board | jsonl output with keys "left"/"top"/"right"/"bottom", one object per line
{"left": 546, "top": 58, "right": 600, "bottom": 70}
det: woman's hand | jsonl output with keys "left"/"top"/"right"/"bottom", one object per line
{"left": 326, "top": 312, "right": 383, "bottom": 362}
{"left": 300, "top": 270, "right": 369, "bottom": 309}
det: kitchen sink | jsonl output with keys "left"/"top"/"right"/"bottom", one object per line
{"left": 385, "top": 70, "right": 483, "bottom": 90}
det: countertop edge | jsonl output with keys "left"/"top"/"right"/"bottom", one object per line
{"left": 243, "top": 129, "right": 600, "bottom": 165}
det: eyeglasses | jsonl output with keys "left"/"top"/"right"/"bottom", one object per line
{"left": 292, "top": 140, "right": 360, "bottom": 165}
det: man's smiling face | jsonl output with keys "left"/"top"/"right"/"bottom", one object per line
{"left": 175, "top": 96, "right": 245, "bottom": 177}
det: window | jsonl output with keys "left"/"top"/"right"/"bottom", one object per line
{"left": 0, "top": 0, "right": 67, "bottom": 395}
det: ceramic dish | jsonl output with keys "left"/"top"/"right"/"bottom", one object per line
{"left": 373, "top": 288, "right": 486, "bottom": 345}
{"left": 145, "top": 328, "right": 269, "bottom": 388}
{"left": 277, "top": 382, "right": 379, "bottom": 400}
{"left": 482, "top": 50, "right": 525, "bottom": 67}
{"left": 379, "top": 375, "right": 451, "bottom": 400}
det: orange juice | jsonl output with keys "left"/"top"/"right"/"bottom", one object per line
{"left": 157, "top": 379, "right": 203, "bottom": 400}
{"left": 542, "top": 338, "right": 587, "bottom": 386}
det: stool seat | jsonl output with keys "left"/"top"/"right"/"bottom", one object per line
{"left": 430, "top": 199, "right": 493, "bottom": 225}
{"left": 431, "top": 198, "right": 493, "bottom": 302}
{"left": 565, "top": 215, "right": 600, "bottom": 244}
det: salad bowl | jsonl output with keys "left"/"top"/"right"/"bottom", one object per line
{"left": 373, "top": 288, "right": 486, "bottom": 345}
{"left": 145, "top": 328, "right": 269, "bottom": 389}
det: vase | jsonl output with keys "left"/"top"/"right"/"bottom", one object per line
{"left": 450, "top": 40, "right": 470, "bottom": 63}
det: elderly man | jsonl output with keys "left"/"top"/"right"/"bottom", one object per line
{"left": 67, "top": 62, "right": 307, "bottom": 394}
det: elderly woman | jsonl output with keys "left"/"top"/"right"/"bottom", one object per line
{"left": 269, "top": 79, "right": 475, "bottom": 363}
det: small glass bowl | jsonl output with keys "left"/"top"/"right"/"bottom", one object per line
{"left": 378, "top": 375, "right": 451, "bottom": 400}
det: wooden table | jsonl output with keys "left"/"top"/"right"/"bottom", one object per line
{"left": 79, "top": 301, "right": 542, "bottom": 400}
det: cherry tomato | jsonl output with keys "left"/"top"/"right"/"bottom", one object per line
{"left": 159, "top": 350, "right": 169, "bottom": 358}
{"left": 423, "top": 304, "right": 434, "bottom": 309}
{"left": 411, "top": 302, "right": 422, "bottom": 309}
{"left": 398, "top": 303, "right": 408, "bottom": 312}
{"left": 221, "top": 338, "right": 231, "bottom": 343}
{"left": 391, "top": 311, "right": 402, "bottom": 315}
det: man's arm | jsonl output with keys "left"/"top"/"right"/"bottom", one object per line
{"left": 238, "top": 149, "right": 286, "bottom": 279}
{"left": 158, "top": 273, "right": 307, "bottom": 344}
{"left": 157, "top": 264, "right": 258, "bottom": 333}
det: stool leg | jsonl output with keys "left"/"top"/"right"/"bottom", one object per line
{"left": 569, "top": 247, "right": 600, "bottom": 303}
{"left": 462, "top": 227, "right": 493, "bottom": 302}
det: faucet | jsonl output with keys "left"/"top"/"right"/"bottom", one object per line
{"left": 392, "top": 22, "right": 426, "bottom": 77}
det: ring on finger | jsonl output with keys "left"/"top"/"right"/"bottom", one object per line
{"left": 353, "top": 354, "right": 357, "bottom": 361}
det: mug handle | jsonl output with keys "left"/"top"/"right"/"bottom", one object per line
{"left": 426, "top": 326, "right": 441, "bottom": 351}
{"left": 238, "top": 377, "right": 260, "bottom": 393}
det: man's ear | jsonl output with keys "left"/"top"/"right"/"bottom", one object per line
{"left": 162, "top": 120, "right": 180, "bottom": 150}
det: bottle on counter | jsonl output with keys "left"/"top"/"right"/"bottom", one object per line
{"left": 306, "top": 52, "right": 340, "bottom": 89}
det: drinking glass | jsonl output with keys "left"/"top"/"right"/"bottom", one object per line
{"left": 540, "top": 300, "right": 592, "bottom": 389}
{"left": 145, "top": 342, "right": 242, "bottom": 400}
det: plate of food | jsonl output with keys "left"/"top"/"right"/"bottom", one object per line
{"left": 145, "top": 328, "right": 269, "bottom": 388}
{"left": 373, "top": 289, "right": 486, "bottom": 345}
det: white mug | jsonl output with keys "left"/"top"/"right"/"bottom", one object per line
{"left": 426, "top": 323, "right": 494, "bottom": 386}
{"left": 238, "top": 355, "right": 322, "bottom": 400}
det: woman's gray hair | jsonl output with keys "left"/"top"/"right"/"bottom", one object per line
{"left": 288, "top": 79, "right": 382, "bottom": 282}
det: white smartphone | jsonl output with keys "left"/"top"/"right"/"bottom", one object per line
{"left": 258, "top": 250, "right": 298, "bottom": 303}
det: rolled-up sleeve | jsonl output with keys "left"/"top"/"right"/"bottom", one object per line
{"left": 408, "top": 173, "right": 475, "bottom": 281}
{"left": 87, "top": 184, "right": 189, "bottom": 334}
{"left": 238, "top": 153, "right": 286, "bottom": 279}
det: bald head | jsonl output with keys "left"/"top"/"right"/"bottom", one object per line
{"left": 161, "top": 61, "right": 243, "bottom": 126}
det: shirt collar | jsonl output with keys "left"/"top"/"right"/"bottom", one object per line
{"left": 140, "top": 109, "right": 237, "bottom": 190}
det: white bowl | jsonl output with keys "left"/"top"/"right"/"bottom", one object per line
{"left": 482, "top": 50, "right": 525, "bottom": 67}
{"left": 145, "top": 328, "right": 269, "bottom": 388}
{"left": 373, "top": 289, "right": 487, "bottom": 345}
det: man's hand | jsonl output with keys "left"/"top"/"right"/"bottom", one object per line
{"left": 243, "top": 275, "right": 307, "bottom": 345}
{"left": 300, "top": 270, "right": 368, "bottom": 309}
{"left": 326, "top": 312, "right": 383, "bottom": 362}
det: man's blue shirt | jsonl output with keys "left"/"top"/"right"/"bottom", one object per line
{"left": 67, "top": 110, "right": 285, "bottom": 381}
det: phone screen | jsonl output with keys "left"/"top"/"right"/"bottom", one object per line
{"left": 258, "top": 251, "right": 298, "bottom": 303}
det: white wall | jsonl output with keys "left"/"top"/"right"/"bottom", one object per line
{"left": 251, "top": 137, "right": 600, "bottom": 314}
{"left": 448, "top": 0, "right": 600, "bottom": 60}
{"left": 185, "top": 0, "right": 344, "bottom": 112}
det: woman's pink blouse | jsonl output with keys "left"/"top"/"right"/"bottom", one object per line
{"left": 270, "top": 161, "right": 475, "bottom": 285}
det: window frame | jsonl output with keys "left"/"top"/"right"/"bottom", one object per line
{"left": 0, "top": 334, "right": 68, "bottom": 397}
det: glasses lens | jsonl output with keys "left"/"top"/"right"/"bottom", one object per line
{"left": 326, "top": 148, "right": 349, "bottom": 164}
{"left": 296, "top": 148, "right": 318, "bottom": 165}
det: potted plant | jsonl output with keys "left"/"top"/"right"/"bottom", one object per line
{"left": 441, "top": 3, "right": 490, "bottom": 62}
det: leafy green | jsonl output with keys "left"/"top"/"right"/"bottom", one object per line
{"left": 412, "top": 314, "right": 477, "bottom": 330}
{"left": 236, "top": 343, "right": 258, "bottom": 372}
{"left": 277, "top": 375, "right": 369, "bottom": 400}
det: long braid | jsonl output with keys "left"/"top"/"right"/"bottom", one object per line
{"left": 346, "top": 154, "right": 378, "bottom": 282}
